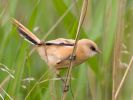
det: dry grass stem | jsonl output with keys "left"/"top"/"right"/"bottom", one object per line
{"left": 115, "top": 56, "right": 133, "bottom": 99}
{"left": 112, "top": 0, "right": 126, "bottom": 99}
{"left": 62, "top": 0, "right": 88, "bottom": 99}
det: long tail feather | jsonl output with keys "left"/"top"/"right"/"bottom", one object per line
{"left": 11, "top": 18, "right": 42, "bottom": 45}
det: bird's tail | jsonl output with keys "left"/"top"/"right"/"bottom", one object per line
{"left": 11, "top": 18, "right": 43, "bottom": 45}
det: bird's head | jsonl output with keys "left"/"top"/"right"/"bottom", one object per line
{"left": 78, "top": 39, "right": 101, "bottom": 57}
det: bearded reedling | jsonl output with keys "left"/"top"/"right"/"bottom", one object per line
{"left": 11, "top": 18, "right": 100, "bottom": 76}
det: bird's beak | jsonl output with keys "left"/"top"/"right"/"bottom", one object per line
{"left": 96, "top": 48, "right": 102, "bottom": 54}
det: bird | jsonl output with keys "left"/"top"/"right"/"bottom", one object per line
{"left": 11, "top": 18, "right": 101, "bottom": 74}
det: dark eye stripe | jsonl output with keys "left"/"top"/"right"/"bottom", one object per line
{"left": 90, "top": 46, "right": 96, "bottom": 51}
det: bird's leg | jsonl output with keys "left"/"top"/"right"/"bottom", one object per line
{"left": 55, "top": 70, "right": 65, "bottom": 83}
{"left": 56, "top": 71, "right": 71, "bottom": 92}
{"left": 69, "top": 55, "right": 76, "bottom": 61}
{"left": 56, "top": 74, "right": 65, "bottom": 83}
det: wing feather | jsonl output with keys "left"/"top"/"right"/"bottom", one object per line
{"left": 46, "top": 38, "right": 75, "bottom": 46}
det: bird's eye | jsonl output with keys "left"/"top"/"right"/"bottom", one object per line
{"left": 90, "top": 46, "right": 96, "bottom": 51}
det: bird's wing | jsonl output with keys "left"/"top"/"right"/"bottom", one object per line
{"left": 43, "top": 39, "right": 75, "bottom": 68}
{"left": 45, "top": 38, "right": 75, "bottom": 46}
{"left": 55, "top": 49, "right": 74, "bottom": 69}
{"left": 41, "top": 38, "right": 76, "bottom": 69}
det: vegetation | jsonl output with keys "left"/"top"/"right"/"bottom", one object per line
{"left": 0, "top": 0, "right": 133, "bottom": 100}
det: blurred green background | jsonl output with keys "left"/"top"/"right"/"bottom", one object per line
{"left": 0, "top": 0, "right": 133, "bottom": 100}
